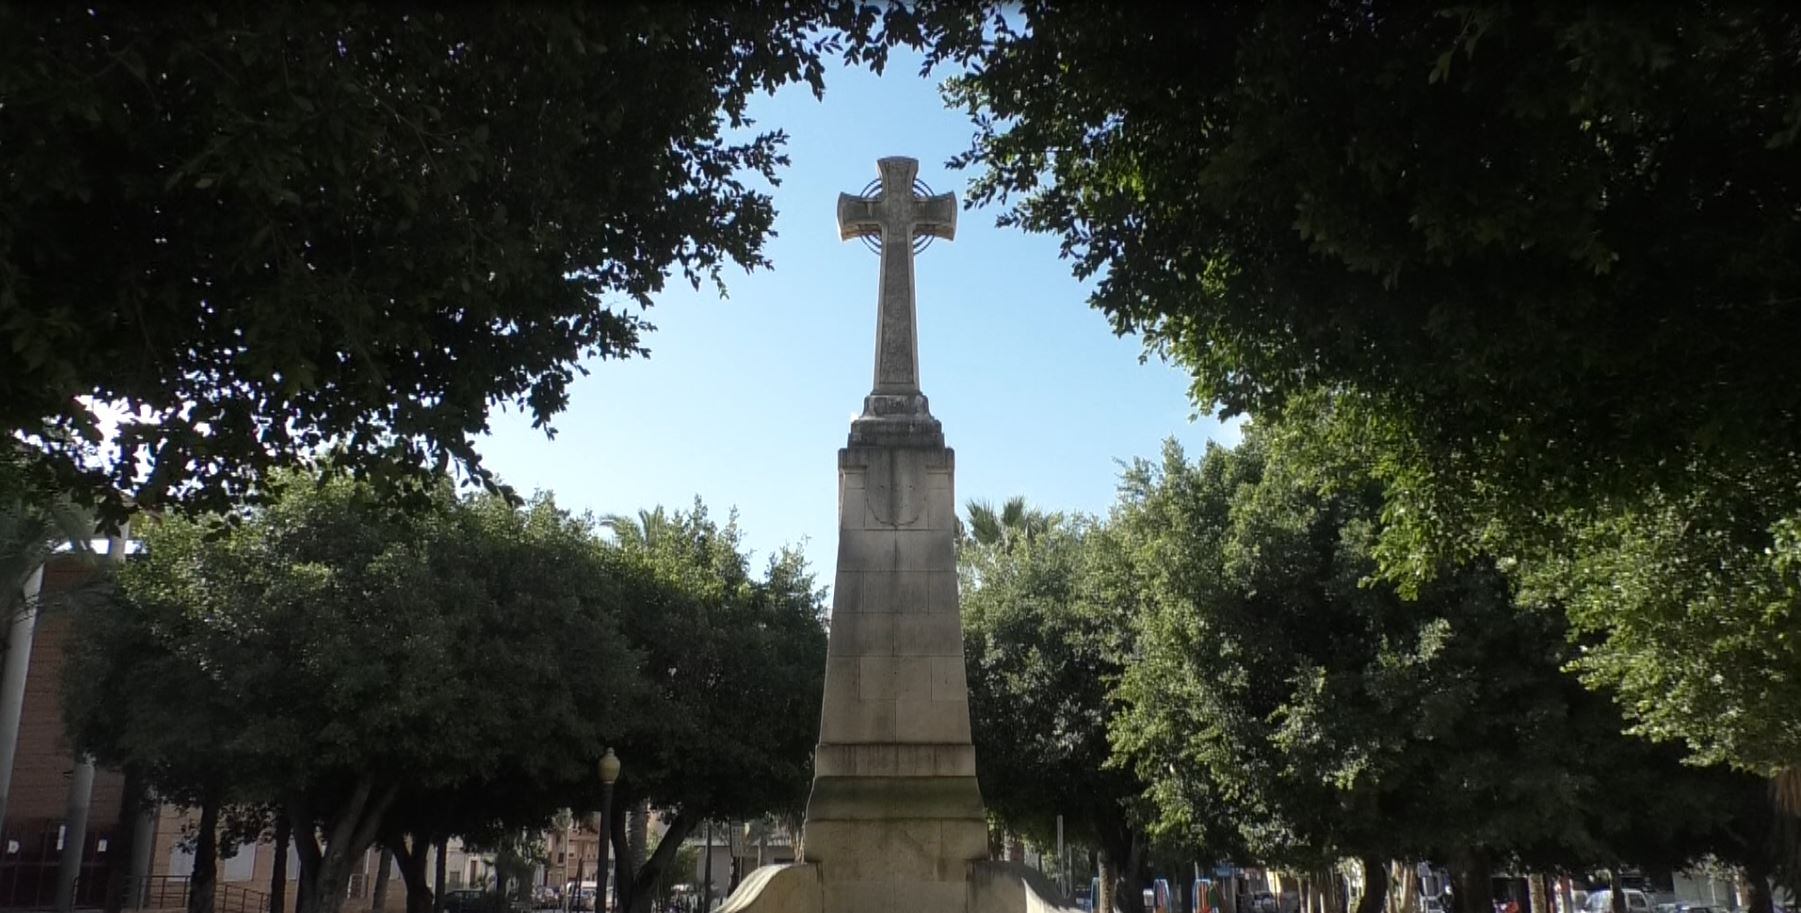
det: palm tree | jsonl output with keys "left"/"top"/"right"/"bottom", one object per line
{"left": 2, "top": 483, "right": 97, "bottom": 622}
{"left": 963, "top": 496, "right": 1062, "bottom": 551}
{"left": 598, "top": 507, "right": 673, "bottom": 550}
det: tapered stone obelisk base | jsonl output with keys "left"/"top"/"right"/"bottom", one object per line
{"left": 719, "top": 159, "right": 1076, "bottom": 913}
{"left": 803, "top": 422, "right": 990, "bottom": 910}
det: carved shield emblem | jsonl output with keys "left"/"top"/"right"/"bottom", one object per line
{"left": 865, "top": 451, "right": 924, "bottom": 528}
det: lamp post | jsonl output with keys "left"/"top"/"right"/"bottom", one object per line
{"left": 727, "top": 822, "right": 747, "bottom": 893}
{"left": 596, "top": 749, "right": 621, "bottom": 913}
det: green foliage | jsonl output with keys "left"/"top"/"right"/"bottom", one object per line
{"left": 63, "top": 476, "right": 825, "bottom": 913}
{"left": 1521, "top": 480, "right": 1801, "bottom": 773}
{"left": 0, "top": 4, "right": 859, "bottom": 517}
{"left": 64, "top": 474, "right": 637, "bottom": 814}
{"left": 0, "top": 451, "right": 97, "bottom": 620}
{"left": 1107, "top": 428, "right": 1756, "bottom": 873}
{"left": 960, "top": 505, "right": 1142, "bottom": 851}
{"left": 964, "top": 496, "right": 1063, "bottom": 551}
{"left": 601, "top": 501, "right": 827, "bottom": 825}
{"left": 871, "top": 2, "right": 1801, "bottom": 777}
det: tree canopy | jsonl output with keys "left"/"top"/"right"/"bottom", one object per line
{"left": 594, "top": 502, "right": 827, "bottom": 913}
{"left": 959, "top": 501, "right": 1162, "bottom": 913}
{"left": 63, "top": 477, "right": 825, "bottom": 913}
{"left": 870, "top": 2, "right": 1801, "bottom": 778}
{"left": 958, "top": 419, "right": 1782, "bottom": 911}
{"left": 1106, "top": 430, "right": 1763, "bottom": 913}
{"left": 0, "top": 4, "right": 862, "bottom": 518}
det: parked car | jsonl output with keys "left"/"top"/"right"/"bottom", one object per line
{"left": 563, "top": 881, "right": 597, "bottom": 912}
{"left": 443, "top": 890, "right": 492, "bottom": 913}
{"left": 1586, "top": 889, "right": 1652, "bottom": 913}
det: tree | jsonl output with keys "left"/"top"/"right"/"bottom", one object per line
{"left": 1107, "top": 430, "right": 1764, "bottom": 913}
{"left": 1, "top": 455, "right": 96, "bottom": 620}
{"left": 64, "top": 475, "right": 641, "bottom": 913}
{"left": 596, "top": 502, "right": 827, "bottom": 913}
{"left": 870, "top": 2, "right": 1801, "bottom": 780}
{"left": 959, "top": 502, "right": 1165, "bottom": 913}
{"left": 964, "top": 496, "right": 1062, "bottom": 551}
{"left": 0, "top": 4, "right": 863, "bottom": 519}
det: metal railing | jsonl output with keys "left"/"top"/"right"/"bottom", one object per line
{"left": 122, "top": 875, "right": 270, "bottom": 913}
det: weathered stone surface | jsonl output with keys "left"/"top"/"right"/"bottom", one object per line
{"left": 967, "top": 862, "right": 1086, "bottom": 913}
{"left": 719, "top": 156, "right": 1079, "bottom": 913}
{"left": 717, "top": 864, "right": 822, "bottom": 913}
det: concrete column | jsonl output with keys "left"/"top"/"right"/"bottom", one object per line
{"left": 126, "top": 799, "right": 157, "bottom": 908}
{"left": 0, "top": 562, "right": 46, "bottom": 842}
{"left": 54, "top": 757, "right": 96, "bottom": 911}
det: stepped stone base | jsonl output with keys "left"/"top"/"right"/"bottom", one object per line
{"left": 717, "top": 861, "right": 1081, "bottom": 913}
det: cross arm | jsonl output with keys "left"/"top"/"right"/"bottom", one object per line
{"left": 915, "top": 192, "right": 957, "bottom": 241}
{"left": 837, "top": 193, "right": 881, "bottom": 241}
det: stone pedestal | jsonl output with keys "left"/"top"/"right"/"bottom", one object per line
{"left": 720, "top": 426, "right": 1078, "bottom": 913}
{"left": 805, "top": 437, "right": 990, "bottom": 912}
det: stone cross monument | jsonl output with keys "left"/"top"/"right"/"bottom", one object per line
{"left": 719, "top": 157, "right": 1075, "bottom": 913}
{"left": 837, "top": 155, "right": 955, "bottom": 432}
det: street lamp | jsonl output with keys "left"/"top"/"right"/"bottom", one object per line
{"left": 596, "top": 749, "right": 621, "bottom": 913}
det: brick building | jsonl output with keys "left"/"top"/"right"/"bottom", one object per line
{"left": 0, "top": 553, "right": 127, "bottom": 908}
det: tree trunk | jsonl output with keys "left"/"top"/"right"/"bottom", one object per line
{"left": 1389, "top": 863, "right": 1418, "bottom": 913}
{"left": 103, "top": 766, "right": 148, "bottom": 913}
{"left": 297, "top": 841, "right": 314, "bottom": 913}
{"left": 271, "top": 815, "right": 290, "bottom": 913}
{"left": 392, "top": 835, "right": 433, "bottom": 913}
{"left": 371, "top": 848, "right": 393, "bottom": 912}
{"left": 1527, "top": 874, "right": 1547, "bottom": 913}
{"left": 432, "top": 838, "right": 447, "bottom": 913}
{"left": 1099, "top": 850, "right": 1118, "bottom": 913}
{"left": 610, "top": 802, "right": 632, "bottom": 912}
{"left": 190, "top": 792, "right": 222, "bottom": 913}
{"left": 623, "top": 815, "right": 694, "bottom": 913}
{"left": 628, "top": 803, "right": 648, "bottom": 875}
{"left": 1449, "top": 850, "right": 1493, "bottom": 913}
{"left": 290, "top": 780, "right": 398, "bottom": 913}
{"left": 1119, "top": 834, "right": 1147, "bottom": 913}
{"left": 1743, "top": 859, "right": 1773, "bottom": 913}
{"left": 1357, "top": 857, "right": 1388, "bottom": 913}
{"left": 1609, "top": 871, "right": 1625, "bottom": 913}
{"left": 392, "top": 831, "right": 434, "bottom": 913}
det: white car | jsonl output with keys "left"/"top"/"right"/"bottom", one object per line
{"left": 1585, "top": 889, "right": 1652, "bottom": 913}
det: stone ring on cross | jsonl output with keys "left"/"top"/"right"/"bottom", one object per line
{"left": 853, "top": 177, "right": 941, "bottom": 254}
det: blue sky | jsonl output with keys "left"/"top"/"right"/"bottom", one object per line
{"left": 475, "top": 49, "right": 1241, "bottom": 578}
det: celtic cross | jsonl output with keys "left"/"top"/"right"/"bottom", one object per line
{"left": 837, "top": 157, "right": 956, "bottom": 416}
